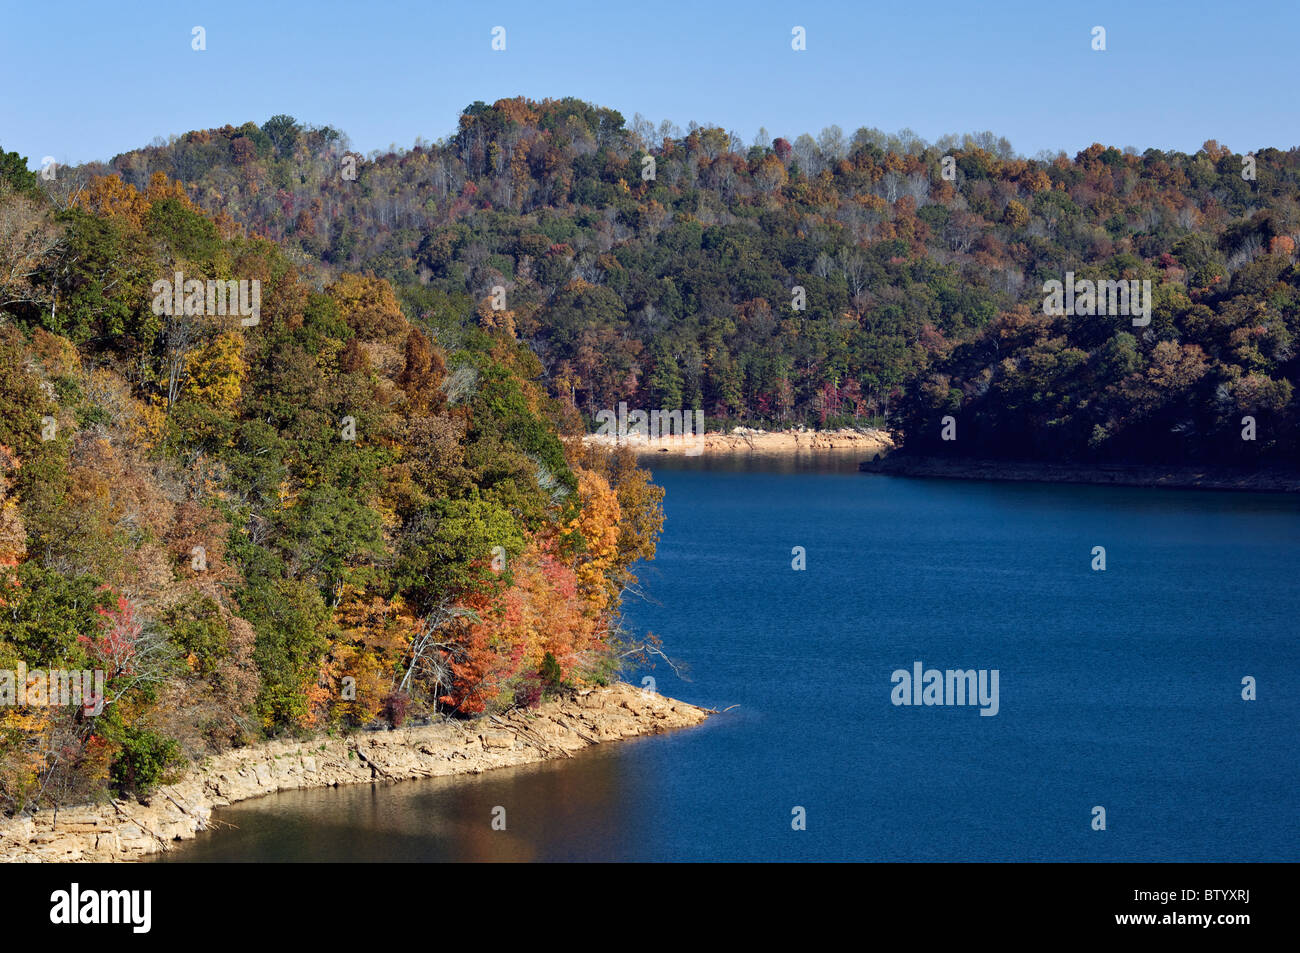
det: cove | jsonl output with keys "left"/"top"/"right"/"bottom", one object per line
{"left": 165, "top": 454, "right": 1300, "bottom": 862}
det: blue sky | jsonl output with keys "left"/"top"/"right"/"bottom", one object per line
{"left": 2, "top": 0, "right": 1297, "bottom": 168}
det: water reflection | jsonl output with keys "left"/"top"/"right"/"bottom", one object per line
{"left": 165, "top": 736, "right": 661, "bottom": 862}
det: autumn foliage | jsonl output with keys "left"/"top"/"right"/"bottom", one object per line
{"left": 0, "top": 155, "right": 664, "bottom": 811}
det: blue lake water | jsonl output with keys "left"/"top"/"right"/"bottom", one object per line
{"left": 167, "top": 456, "right": 1300, "bottom": 861}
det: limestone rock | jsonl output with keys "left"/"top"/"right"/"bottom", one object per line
{"left": 0, "top": 682, "right": 710, "bottom": 863}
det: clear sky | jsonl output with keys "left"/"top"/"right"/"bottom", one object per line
{"left": 2, "top": 0, "right": 1297, "bottom": 168}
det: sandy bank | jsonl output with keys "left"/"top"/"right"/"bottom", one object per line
{"left": 0, "top": 682, "right": 709, "bottom": 862}
{"left": 860, "top": 455, "right": 1300, "bottom": 493}
{"left": 583, "top": 427, "right": 894, "bottom": 457}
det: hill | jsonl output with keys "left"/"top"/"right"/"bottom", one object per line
{"left": 32, "top": 96, "right": 1300, "bottom": 466}
{"left": 0, "top": 150, "right": 664, "bottom": 811}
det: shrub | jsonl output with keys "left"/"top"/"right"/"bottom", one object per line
{"left": 109, "top": 727, "right": 186, "bottom": 800}
{"left": 540, "top": 652, "right": 564, "bottom": 693}
{"left": 381, "top": 690, "right": 410, "bottom": 728}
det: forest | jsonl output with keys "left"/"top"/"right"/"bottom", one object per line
{"left": 0, "top": 147, "right": 663, "bottom": 810}
{"left": 1, "top": 94, "right": 1297, "bottom": 810}
{"left": 25, "top": 95, "right": 1296, "bottom": 465}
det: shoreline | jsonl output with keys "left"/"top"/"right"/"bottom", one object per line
{"left": 860, "top": 454, "right": 1300, "bottom": 493}
{"left": 0, "top": 682, "right": 709, "bottom": 863}
{"left": 583, "top": 427, "right": 895, "bottom": 457}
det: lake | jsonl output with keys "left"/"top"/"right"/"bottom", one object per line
{"left": 165, "top": 455, "right": 1300, "bottom": 861}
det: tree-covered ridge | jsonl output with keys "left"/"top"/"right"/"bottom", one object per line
{"left": 0, "top": 156, "right": 665, "bottom": 811}
{"left": 46, "top": 97, "right": 1300, "bottom": 465}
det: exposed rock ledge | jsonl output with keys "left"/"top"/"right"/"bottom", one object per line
{"left": 0, "top": 683, "right": 709, "bottom": 863}
{"left": 583, "top": 427, "right": 894, "bottom": 456}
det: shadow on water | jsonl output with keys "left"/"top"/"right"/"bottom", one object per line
{"left": 164, "top": 730, "right": 706, "bottom": 862}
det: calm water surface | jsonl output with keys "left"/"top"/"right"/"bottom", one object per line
{"left": 167, "top": 456, "right": 1299, "bottom": 861}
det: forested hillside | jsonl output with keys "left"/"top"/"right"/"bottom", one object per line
{"left": 46, "top": 96, "right": 1300, "bottom": 465}
{"left": 0, "top": 152, "right": 663, "bottom": 810}
{"left": 2, "top": 94, "right": 1298, "bottom": 811}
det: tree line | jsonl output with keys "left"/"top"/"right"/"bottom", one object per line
{"left": 38, "top": 97, "right": 1297, "bottom": 465}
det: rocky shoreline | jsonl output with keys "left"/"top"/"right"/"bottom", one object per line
{"left": 0, "top": 682, "right": 709, "bottom": 863}
{"left": 584, "top": 427, "right": 894, "bottom": 457}
{"left": 859, "top": 454, "right": 1300, "bottom": 493}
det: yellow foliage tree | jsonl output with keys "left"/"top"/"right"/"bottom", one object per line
{"left": 565, "top": 468, "right": 622, "bottom": 615}
{"left": 183, "top": 331, "right": 245, "bottom": 415}
{"left": 326, "top": 273, "right": 408, "bottom": 342}
{"left": 316, "top": 587, "right": 418, "bottom": 725}
{"left": 73, "top": 172, "right": 197, "bottom": 229}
